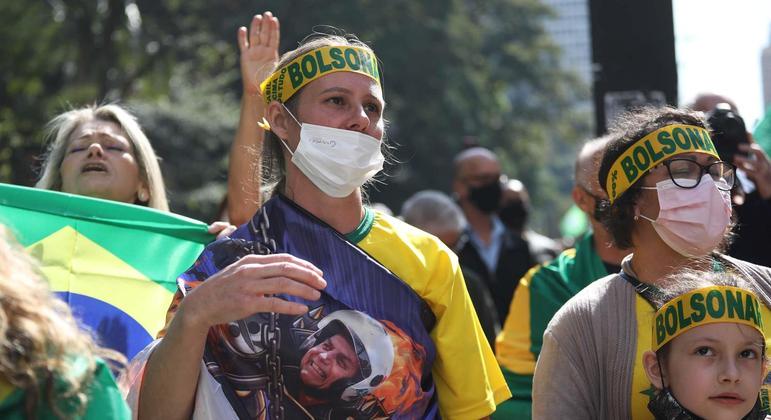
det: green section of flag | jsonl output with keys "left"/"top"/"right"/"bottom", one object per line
{"left": 0, "top": 183, "right": 213, "bottom": 292}
{"left": 754, "top": 105, "right": 771, "bottom": 158}
{"left": 559, "top": 203, "right": 589, "bottom": 239}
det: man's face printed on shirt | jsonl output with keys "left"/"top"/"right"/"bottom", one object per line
{"left": 300, "top": 333, "right": 362, "bottom": 390}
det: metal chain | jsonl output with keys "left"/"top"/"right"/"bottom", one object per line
{"left": 252, "top": 210, "right": 284, "bottom": 420}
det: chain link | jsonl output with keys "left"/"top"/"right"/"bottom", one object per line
{"left": 252, "top": 210, "right": 283, "bottom": 420}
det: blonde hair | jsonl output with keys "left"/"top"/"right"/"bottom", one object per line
{"left": 36, "top": 104, "right": 169, "bottom": 212}
{"left": 0, "top": 225, "right": 124, "bottom": 418}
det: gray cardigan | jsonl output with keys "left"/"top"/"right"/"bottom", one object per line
{"left": 531, "top": 254, "right": 771, "bottom": 419}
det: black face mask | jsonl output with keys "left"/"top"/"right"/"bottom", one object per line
{"left": 468, "top": 180, "right": 502, "bottom": 213}
{"left": 648, "top": 387, "right": 766, "bottom": 420}
{"left": 499, "top": 199, "right": 528, "bottom": 231}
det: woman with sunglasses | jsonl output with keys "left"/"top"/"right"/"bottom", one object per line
{"left": 531, "top": 106, "right": 771, "bottom": 419}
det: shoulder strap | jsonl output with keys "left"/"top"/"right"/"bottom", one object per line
{"left": 617, "top": 270, "right": 660, "bottom": 308}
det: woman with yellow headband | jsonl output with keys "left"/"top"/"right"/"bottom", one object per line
{"left": 531, "top": 107, "right": 771, "bottom": 419}
{"left": 642, "top": 270, "right": 767, "bottom": 420}
{"left": 131, "top": 13, "right": 508, "bottom": 420}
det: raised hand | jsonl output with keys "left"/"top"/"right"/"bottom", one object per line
{"left": 735, "top": 141, "right": 771, "bottom": 199}
{"left": 237, "top": 11, "right": 280, "bottom": 96}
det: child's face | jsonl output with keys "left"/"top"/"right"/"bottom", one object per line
{"left": 665, "top": 323, "right": 765, "bottom": 420}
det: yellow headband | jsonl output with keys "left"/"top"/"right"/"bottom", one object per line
{"left": 605, "top": 124, "right": 719, "bottom": 203}
{"left": 259, "top": 45, "right": 381, "bottom": 105}
{"left": 652, "top": 286, "right": 765, "bottom": 351}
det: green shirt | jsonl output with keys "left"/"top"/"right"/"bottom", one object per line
{"left": 493, "top": 232, "right": 609, "bottom": 419}
{"left": 0, "top": 358, "right": 130, "bottom": 419}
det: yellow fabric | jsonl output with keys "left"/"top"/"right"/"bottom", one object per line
{"left": 357, "top": 212, "right": 511, "bottom": 419}
{"left": 652, "top": 286, "right": 765, "bottom": 351}
{"left": 606, "top": 124, "right": 719, "bottom": 203}
{"left": 631, "top": 292, "right": 771, "bottom": 419}
{"left": 632, "top": 294, "right": 656, "bottom": 420}
{"left": 259, "top": 46, "right": 381, "bottom": 104}
{"left": 496, "top": 264, "right": 540, "bottom": 374}
{"left": 27, "top": 226, "right": 174, "bottom": 339}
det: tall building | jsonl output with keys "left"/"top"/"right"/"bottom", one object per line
{"left": 540, "top": 1, "right": 677, "bottom": 134}
{"left": 543, "top": 0, "right": 592, "bottom": 85}
{"left": 541, "top": 0, "right": 593, "bottom": 86}
{"left": 540, "top": 0, "right": 594, "bottom": 127}
{"left": 762, "top": 26, "right": 771, "bottom": 112}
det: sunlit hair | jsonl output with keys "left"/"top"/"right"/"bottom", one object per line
{"left": 261, "top": 33, "right": 390, "bottom": 200}
{"left": 0, "top": 225, "right": 125, "bottom": 418}
{"left": 35, "top": 104, "right": 169, "bottom": 212}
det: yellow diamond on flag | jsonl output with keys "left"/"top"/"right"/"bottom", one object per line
{"left": 0, "top": 183, "right": 212, "bottom": 359}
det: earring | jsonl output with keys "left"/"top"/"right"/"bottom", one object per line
{"left": 634, "top": 214, "right": 639, "bottom": 221}
{"left": 138, "top": 191, "right": 149, "bottom": 202}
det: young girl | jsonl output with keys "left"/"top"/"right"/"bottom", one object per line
{"left": 642, "top": 269, "right": 768, "bottom": 420}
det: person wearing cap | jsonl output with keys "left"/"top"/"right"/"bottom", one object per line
{"left": 531, "top": 106, "right": 771, "bottom": 419}
{"left": 493, "top": 135, "right": 631, "bottom": 419}
{"left": 132, "top": 12, "right": 509, "bottom": 420}
{"left": 642, "top": 270, "right": 768, "bottom": 420}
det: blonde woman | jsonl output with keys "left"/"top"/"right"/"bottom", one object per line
{"left": 36, "top": 103, "right": 169, "bottom": 212}
{"left": 0, "top": 225, "right": 129, "bottom": 419}
{"left": 135, "top": 13, "right": 509, "bottom": 419}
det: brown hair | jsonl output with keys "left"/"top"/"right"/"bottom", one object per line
{"left": 0, "top": 226, "right": 125, "bottom": 418}
{"left": 597, "top": 106, "right": 709, "bottom": 249}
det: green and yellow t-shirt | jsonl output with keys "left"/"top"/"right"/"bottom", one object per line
{"left": 350, "top": 208, "right": 511, "bottom": 419}
{"left": 494, "top": 232, "right": 608, "bottom": 419}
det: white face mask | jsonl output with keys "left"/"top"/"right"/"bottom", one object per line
{"left": 279, "top": 106, "right": 385, "bottom": 198}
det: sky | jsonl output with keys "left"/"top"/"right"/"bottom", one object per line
{"left": 674, "top": 0, "right": 771, "bottom": 127}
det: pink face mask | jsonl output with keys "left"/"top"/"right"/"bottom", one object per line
{"left": 638, "top": 174, "right": 732, "bottom": 257}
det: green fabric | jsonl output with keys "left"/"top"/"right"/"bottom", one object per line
{"left": 507, "top": 232, "right": 608, "bottom": 420}
{"left": 344, "top": 206, "right": 374, "bottom": 244}
{"left": 0, "top": 183, "right": 213, "bottom": 361}
{"left": 0, "top": 358, "right": 130, "bottom": 419}
{"left": 0, "top": 183, "right": 212, "bottom": 293}
{"left": 492, "top": 368, "right": 533, "bottom": 419}
{"left": 559, "top": 203, "right": 589, "bottom": 239}
{"left": 528, "top": 232, "right": 608, "bottom": 358}
{"left": 754, "top": 105, "right": 771, "bottom": 157}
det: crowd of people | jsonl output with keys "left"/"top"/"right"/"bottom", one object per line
{"left": 3, "top": 9, "right": 771, "bottom": 420}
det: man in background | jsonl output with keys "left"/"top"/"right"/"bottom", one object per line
{"left": 493, "top": 136, "right": 630, "bottom": 419}
{"left": 452, "top": 148, "right": 535, "bottom": 322}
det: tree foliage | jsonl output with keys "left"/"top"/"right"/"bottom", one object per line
{"left": 1, "top": 0, "right": 590, "bottom": 232}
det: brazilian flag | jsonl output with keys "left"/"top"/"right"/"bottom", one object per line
{"left": 0, "top": 183, "right": 213, "bottom": 360}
